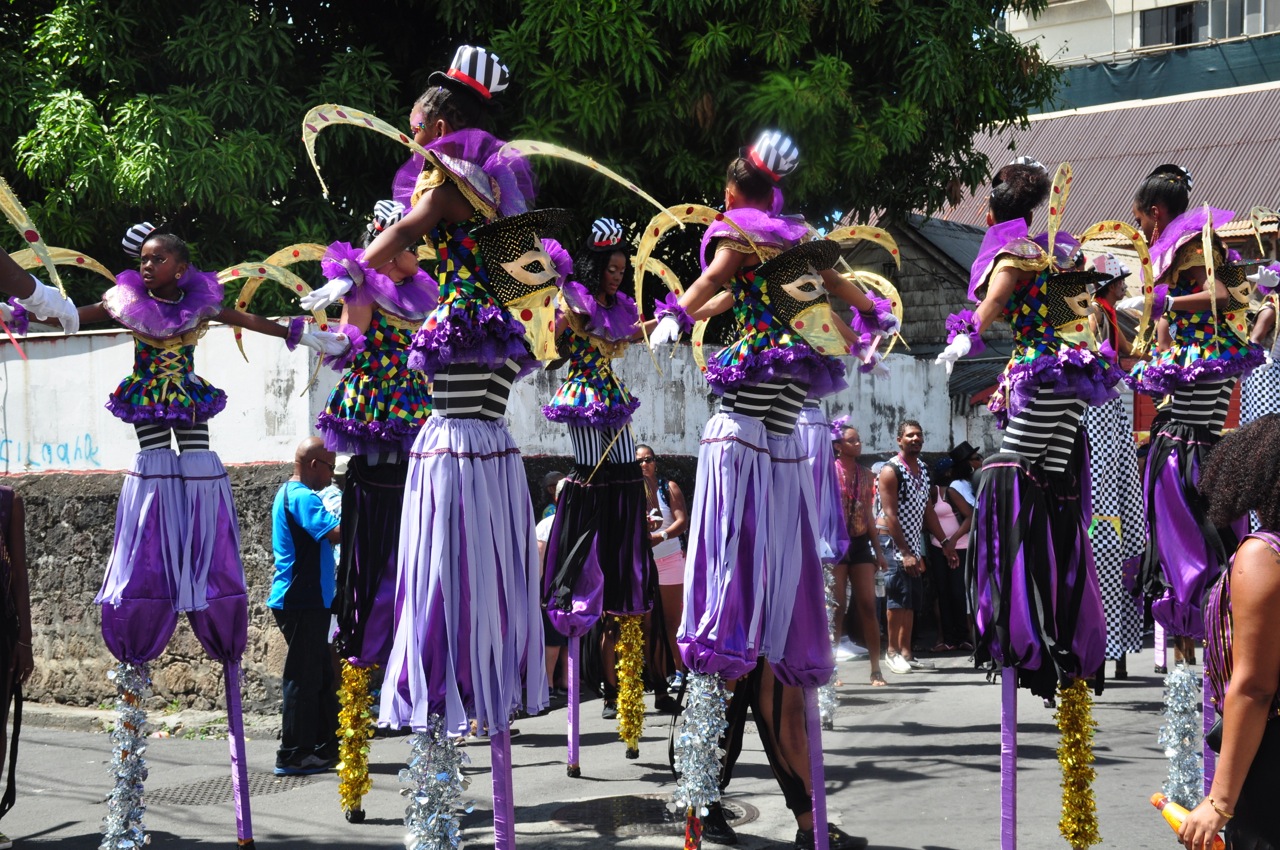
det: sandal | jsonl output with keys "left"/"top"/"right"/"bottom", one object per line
{"left": 869, "top": 671, "right": 887, "bottom": 687}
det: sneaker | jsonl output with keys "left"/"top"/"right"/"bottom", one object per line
{"left": 904, "top": 656, "right": 935, "bottom": 670}
{"left": 835, "top": 637, "right": 868, "bottom": 661}
{"left": 274, "top": 754, "right": 333, "bottom": 776}
{"left": 601, "top": 700, "right": 617, "bottom": 720}
{"left": 794, "top": 825, "right": 868, "bottom": 850}
{"left": 884, "top": 653, "right": 912, "bottom": 675}
{"left": 701, "top": 801, "right": 739, "bottom": 846}
{"left": 0, "top": 832, "right": 12, "bottom": 850}
{"left": 668, "top": 671, "right": 685, "bottom": 694}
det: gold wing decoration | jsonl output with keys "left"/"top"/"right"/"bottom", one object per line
{"left": 825, "top": 225, "right": 902, "bottom": 270}
{"left": 8, "top": 247, "right": 116, "bottom": 285}
{"left": 0, "top": 177, "right": 66, "bottom": 296}
{"left": 1203, "top": 205, "right": 1218, "bottom": 340}
{"left": 219, "top": 247, "right": 331, "bottom": 361}
{"left": 827, "top": 224, "right": 905, "bottom": 354}
{"left": 1046, "top": 162, "right": 1073, "bottom": 260}
{"left": 496, "top": 140, "right": 677, "bottom": 225}
{"left": 842, "top": 269, "right": 907, "bottom": 355}
{"left": 1249, "top": 206, "right": 1276, "bottom": 257}
{"left": 632, "top": 204, "right": 758, "bottom": 373}
{"left": 302, "top": 104, "right": 429, "bottom": 198}
{"left": 1077, "top": 221, "right": 1155, "bottom": 356}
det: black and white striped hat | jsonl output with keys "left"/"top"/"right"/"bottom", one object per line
{"left": 372, "top": 200, "right": 405, "bottom": 232}
{"left": 430, "top": 45, "right": 510, "bottom": 101}
{"left": 590, "top": 217, "right": 623, "bottom": 250}
{"left": 746, "top": 130, "right": 799, "bottom": 182}
{"left": 122, "top": 221, "right": 157, "bottom": 258}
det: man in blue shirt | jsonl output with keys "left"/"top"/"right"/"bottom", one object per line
{"left": 269, "top": 437, "right": 341, "bottom": 775}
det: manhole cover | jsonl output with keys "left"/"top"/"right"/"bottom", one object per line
{"left": 147, "top": 771, "right": 315, "bottom": 807}
{"left": 552, "top": 794, "right": 758, "bottom": 837}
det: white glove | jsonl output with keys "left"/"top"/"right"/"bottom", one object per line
{"left": 1116, "top": 295, "right": 1144, "bottom": 313}
{"left": 17, "top": 277, "right": 79, "bottom": 334}
{"left": 934, "top": 335, "right": 971, "bottom": 374}
{"left": 0, "top": 303, "right": 12, "bottom": 325}
{"left": 879, "top": 313, "right": 901, "bottom": 336}
{"left": 867, "top": 352, "right": 891, "bottom": 380}
{"left": 1248, "top": 266, "right": 1280, "bottom": 292}
{"left": 298, "top": 330, "right": 351, "bottom": 356}
{"left": 649, "top": 314, "right": 682, "bottom": 351}
{"left": 299, "top": 277, "right": 354, "bottom": 311}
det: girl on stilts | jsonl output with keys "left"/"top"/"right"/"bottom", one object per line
{"left": 299, "top": 199, "right": 437, "bottom": 822}
{"left": 644, "top": 130, "right": 868, "bottom": 850}
{"left": 541, "top": 217, "right": 655, "bottom": 772}
{"left": 936, "top": 158, "right": 1113, "bottom": 850}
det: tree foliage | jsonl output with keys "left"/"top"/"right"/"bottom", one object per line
{"left": 1, "top": 0, "right": 1057, "bottom": 313}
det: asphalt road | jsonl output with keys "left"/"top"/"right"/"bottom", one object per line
{"left": 2, "top": 647, "right": 1189, "bottom": 849}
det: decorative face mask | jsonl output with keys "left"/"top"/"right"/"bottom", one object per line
{"left": 1219, "top": 263, "right": 1255, "bottom": 345}
{"left": 473, "top": 209, "right": 572, "bottom": 361}
{"left": 1046, "top": 270, "right": 1111, "bottom": 348}
{"left": 755, "top": 239, "right": 845, "bottom": 356}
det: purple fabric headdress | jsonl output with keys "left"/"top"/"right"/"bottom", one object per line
{"left": 411, "top": 128, "right": 536, "bottom": 218}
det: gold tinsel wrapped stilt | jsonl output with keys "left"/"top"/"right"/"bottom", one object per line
{"left": 615, "top": 614, "right": 645, "bottom": 757}
{"left": 337, "top": 661, "right": 377, "bottom": 821}
{"left": 1056, "top": 678, "right": 1101, "bottom": 848}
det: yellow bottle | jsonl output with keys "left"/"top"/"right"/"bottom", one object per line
{"left": 1150, "top": 793, "right": 1225, "bottom": 850}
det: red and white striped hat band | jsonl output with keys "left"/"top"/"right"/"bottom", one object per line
{"left": 444, "top": 45, "right": 510, "bottom": 100}
{"left": 746, "top": 130, "right": 799, "bottom": 181}
{"left": 591, "top": 217, "right": 623, "bottom": 248}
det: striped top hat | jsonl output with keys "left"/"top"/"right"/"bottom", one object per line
{"left": 122, "top": 221, "right": 157, "bottom": 258}
{"left": 430, "top": 45, "right": 510, "bottom": 101}
{"left": 372, "top": 200, "right": 406, "bottom": 232}
{"left": 590, "top": 217, "right": 623, "bottom": 250}
{"left": 746, "top": 130, "right": 799, "bottom": 182}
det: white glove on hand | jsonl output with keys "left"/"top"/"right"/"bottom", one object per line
{"left": 867, "top": 352, "right": 891, "bottom": 380}
{"left": 1116, "top": 295, "right": 1144, "bottom": 313}
{"left": 17, "top": 277, "right": 79, "bottom": 334}
{"left": 879, "top": 313, "right": 902, "bottom": 336}
{"left": 1248, "top": 266, "right": 1280, "bottom": 292}
{"left": 0, "top": 303, "right": 12, "bottom": 325}
{"left": 299, "top": 277, "right": 354, "bottom": 312}
{"left": 934, "top": 335, "right": 971, "bottom": 374}
{"left": 299, "top": 331, "right": 351, "bottom": 356}
{"left": 649, "top": 314, "right": 682, "bottom": 351}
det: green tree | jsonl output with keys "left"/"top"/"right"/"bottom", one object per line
{"left": 1, "top": 0, "right": 1057, "bottom": 313}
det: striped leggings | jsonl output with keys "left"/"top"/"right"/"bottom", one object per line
{"left": 999, "top": 386, "right": 1086, "bottom": 473}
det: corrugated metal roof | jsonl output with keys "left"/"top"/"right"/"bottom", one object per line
{"left": 907, "top": 215, "right": 986, "bottom": 271}
{"left": 936, "top": 85, "right": 1280, "bottom": 235}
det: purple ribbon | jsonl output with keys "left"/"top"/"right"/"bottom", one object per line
{"left": 567, "top": 636, "right": 580, "bottom": 775}
{"left": 224, "top": 662, "right": 253, "bottom": 842}
{"left": 490, "top": 730, "right": 516, "bottom": 850}
{"left": 283, "top": 316, "right": 305, "bottom": 351}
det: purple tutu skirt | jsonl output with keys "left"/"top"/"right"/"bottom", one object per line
{"left": 379, "top": 416, "right": 548, "bottom": 735}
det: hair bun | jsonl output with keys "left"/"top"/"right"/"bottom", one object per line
{"left": 1147, "top": 163, "right": 1193, "bottom": 191}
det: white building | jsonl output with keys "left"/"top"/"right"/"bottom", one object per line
{"left": 1008, "top": 0, "right": 1280, "bottom": 65}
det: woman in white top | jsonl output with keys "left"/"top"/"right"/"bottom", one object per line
{"left": 636, "top": 444, "right": 689, "bottom": 687}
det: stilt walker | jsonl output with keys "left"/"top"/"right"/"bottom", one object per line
{"left": 303, "top": 45, "right": 673, "bottom": 850}
{"left": 1124, "top": 170, "right": 1264, "bottom": 801}
{"left": 937, "top": 160, "right": 1114, "bottom": 850}
{"left": 65, "top": 223, "right": 346, "bottom": 850}
{"left": 542, "top": 217, "right": 655, "bottom": 770}
{"left": 642, "top": 131, "right": 877, "bottom": 850}
{"left": 289, "top": 200, "right": 438, "bottom": 821}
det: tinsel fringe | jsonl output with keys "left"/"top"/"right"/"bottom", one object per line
{"left": 1055, "top": 679, "right": 1101, "bottom": 849}
{"left": 337, "top": 662, "right": 377, "bottom": 814}
{"left": 819, "top": 562, "right": 838, "bottom": 728}
{"left": 615, "top": 614, "right": 645, "bottom": 751}
{"left": 1158, "top": 666, "right": 1204, "bottom": 809}
{"left": 99, "top": 661, "right": 151, "bottom": 850}
{"left": 673, "top": 672, "right": 729, "bottom": 817}
{"left": 400, "top": 715, "right": 473, "bottom": 850}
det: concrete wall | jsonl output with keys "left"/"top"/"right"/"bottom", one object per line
{"left": 2, "top": 323, "right": 979, "bottom": 712}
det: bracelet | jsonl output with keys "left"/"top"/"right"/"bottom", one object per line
{"left": 944, "top": 309, "right": 987, "bottom": 356}
{"left": 1208, "top": 797, "right": 1234, "bottom": 820}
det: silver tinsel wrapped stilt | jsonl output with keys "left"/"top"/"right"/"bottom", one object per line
{"left": 99, "top": 661, "right": 151, "bottom": 850}
{"left": 1158, "top": 666, "right": 1203, "bottom": 808}
{"left": 400, "top": 715, "right": 472, "bottom": 850}
{"left": 673, "top": 671, "right": 729, "bottom": 817}
{"left": 818, "top": 562, "right": 838, "bottom": 730}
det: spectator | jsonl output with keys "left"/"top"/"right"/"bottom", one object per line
{"left": 268, "top": 437, "right": 341, "bottom": 776}
{"left": 636, "top": 444, "right": 688, "bottom": 705}
{"left": 877, "top": 421, "right": 953, "bottom": 675}
{"left": 832, "top": 423, "right": 887, "bottom": 686}
{"left": 540, "top": 470, "right": 565, "bottom": 520}
{"left": 0, "top": 486, "right": 32, "bottom": 847}
{"left": 926, "top": 456, "right": 973, "bottom": 652}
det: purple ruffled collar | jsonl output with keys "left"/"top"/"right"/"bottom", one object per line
{"left": 321, "top": 242, "right": 436, "bottom": 318}
{"left": 968, "top": 218, "right": 1040, "bottom": 302}
{"left": 700, "top": 207, "right": 811, "bottom": 270}
{"left": 560, "top": 281, "right": 638, "bottom": 343}
{"left": 1149, "top": 206, "right": 1235, "bottom": 281}
{"left": 103, "top": 268, "right": 224, "bottom": 339}
{"left": 394, "top": 129, "right": 537, "bottom": 218}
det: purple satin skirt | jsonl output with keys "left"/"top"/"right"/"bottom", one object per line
{"left": 795, "top": 407, "right": 849, "bottom": 564}
{"left": 379, "top": 416, "right": 548, "bottom": 735}
{"left": 542, "top": 461, "right": 655, "bottom": 637}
